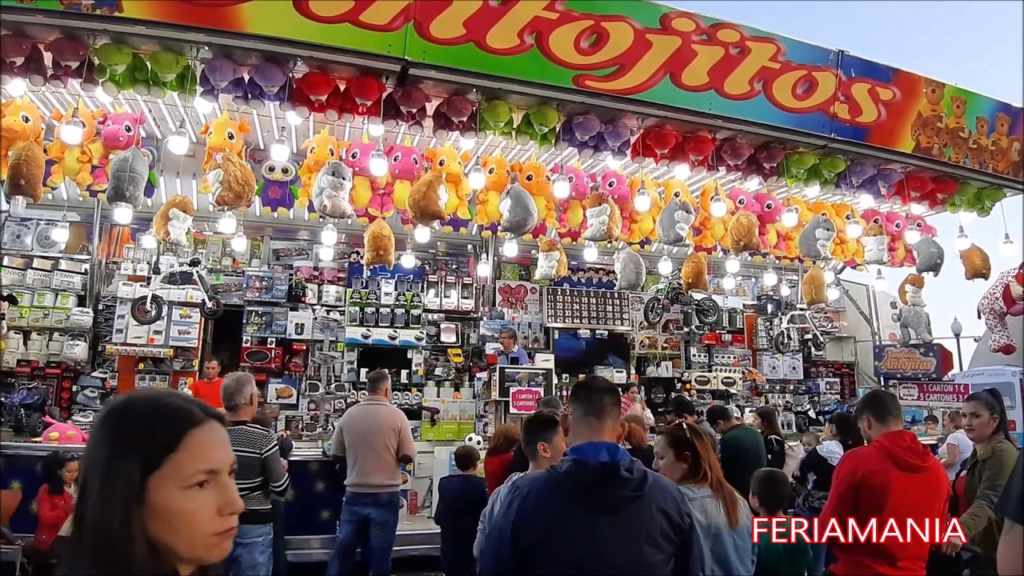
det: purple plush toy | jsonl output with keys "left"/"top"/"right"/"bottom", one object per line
{"left": 836, "top": 160, "right": 877, "bottom": 192}
{"left": 859, "top": 167, "right": 902, "bottom": 197}
{"left": 199, "top": 57, "right": 246, "bottom": 103}
{"left": 597, "top": 121, "right": 632, "bottom": 161}
{"left": 240, "top": 61, "right": 289, "bottom": 111}
{"left": 1, "top": 34, "right": 34, "bottom": 87}
{"left": 45, "top": 37, "right": 91, "bottom": 89}
{"left": 556, "top": 113, "right": 603, "bottom": 160}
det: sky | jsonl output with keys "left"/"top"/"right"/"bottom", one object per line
{"left": 670, "top": 0, "right": 1023, "bottom": 369}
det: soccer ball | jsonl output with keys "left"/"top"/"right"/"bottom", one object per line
{"left": 464, "top": 433, "right": 484, "bottom": 449}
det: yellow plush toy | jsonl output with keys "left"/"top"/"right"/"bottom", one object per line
{"left": 626, "top": 174, "right": 660, "bottom": 244}
{"left": 297, "top": 128, "right": 342, "bottom": 207}
{"left": 513, "top": 157, "right": 556, "bottom": 236}
{"left": 681, "top": 252, "right": 709, "bottom": 293}
{"left": 199, "top": 112, "right": 252, "bottom": 194}
{"left": 48, "top": 104, "right": 103, "bottom": 193}
{"left": 693, "top": 182, "right": 732, "bottom": 250}
{"left": 477, "top": 154, "right": 511, "bottom": 235}
{"left": 425, "top": 146, "right": 472, "bottom": 223}
{"left": 363, "top": 218, "right": 396, "bottom": 269}
{"left": 802, "top": 266, "right": 828, "bottom": 307}
{"left": 960, "top": 244, "right": 992, "bottom": 281}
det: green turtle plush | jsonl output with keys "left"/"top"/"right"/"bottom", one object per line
{"left": 479, "top": 100, "right": 515, "bottom": 138}
{"left": 144, "top": 50, "right": 194, "bottom": 99}
{"left": 515, "top": 105, "right": 560, "bottom": 153}
{"left": 93, "top": 43, "right": 135, "bottom": 97}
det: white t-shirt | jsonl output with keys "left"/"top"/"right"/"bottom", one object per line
{"left": 938, "top": 429, "right": 974, "bottom": 481}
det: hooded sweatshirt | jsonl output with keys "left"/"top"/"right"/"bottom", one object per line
{"left": 477, "top": 442, "right": 701, "bottom": 576}
{"left": 820, "top": 430, "right": 950, "bottom": 576}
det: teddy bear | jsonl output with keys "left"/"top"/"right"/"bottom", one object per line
{"left": 977, "top": 264, "right": 1024, "bottom": 355}
{"left": 432, "top": 95, "right": 476, "bottom": 141}
{"left": 946, "top": 95, "right": 968, "bottom": 131}
{"left": 681, "top": 252, "right": 708, "bottom": 293}
{"left": 892, "top": 274, "right": 933, "bottom": 345}
{"left": 5, "top": 139, "right": 46, "bottom": 204}
{"left": 363, "top": 218, "right": 395, "bottom": 269}
{"left": 154, "top": 195, "right": 196, "bottom": 246}
{"left": 535, "top": 236, "right": 568, "bottom": 281}
{"left": 630, "top": 126, "right": 682, "bottom": 166}
{"left": 726, "top": 189, "right": 762, "bottom": 254}
{"left": 208, "top": 152, "right": 257, "bottom": 211}
{"left": 45, "top": 37, "right": 91, "bottom": 89}
{"left": 990, "top": 112, "right": 1012, "bottom": 149}
{"left": 478, "top": 100, "right": 515, "bottom": 138}
{"left": 920, "top": 79, "right": 946, "bottom": 119}
{"left": 407, "top": 172, "right": 448, "bottom": 229}
{"left": 802, "top": 266, "right": 828, "bottom": 307}
{"left": 556, "top": 113, "right": 603, "bottom": 159}
{"left": 336, "top": 74, "right": 386, "bottom": 124}
{"left": 580, "top": 191, "right": 622, "bottom": 243}
{"left": 291, "top": 70, "right": 337, "bottom": 119}
{"left": 197, "top": 56, "right": 245, "bottom": 103}
{"left": 960, "top": 243, "right": 992, "bottom": 281}
{"left": 971, "top": 116, "right": 991, "bottom": 150}
{"left": 515, "top": 105, "right": 560, "bottom": 153}
{"left": 381, "top": 85, "right": 430, "bottom": 133}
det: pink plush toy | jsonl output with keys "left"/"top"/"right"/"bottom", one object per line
{"left": 883, "top": 212, "right": 909, "bottom": 267}
{"left": 754, "top": 192, "right": 786, "bottom": 253}
{"left": 551, "top": 163, "right": 590, "bottom": 241}
{"left": 978, "top": 264, "right": 1024, "bottom": 355}
{"left": 590, "top": 168, "right": 631, "bottom": 235}
{"left": 343, "top": 137, "right": 386, "bottom": 221}
{"left": 92, "top": 108, "right": 146, "bottom": 190}
{"left": 37, "top": 417, "right": 88, "bottom": 445}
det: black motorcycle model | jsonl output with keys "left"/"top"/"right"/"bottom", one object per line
{"left": 642, "top": 280, "right": 721, "bottom": 327}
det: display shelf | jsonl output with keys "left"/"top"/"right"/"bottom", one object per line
{"left": 104, "top": 345, "right": 175, "bottom": 358}
{"left": 2, "top": 251, "right": 92, "bottom": 262}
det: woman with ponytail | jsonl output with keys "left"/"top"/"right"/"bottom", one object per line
{"left": 654, "top": 422, "right": 755, "bottom": 575}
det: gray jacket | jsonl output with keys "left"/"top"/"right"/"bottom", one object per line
{"left": 473, "top": 471, "right": 526, "bottom": 560}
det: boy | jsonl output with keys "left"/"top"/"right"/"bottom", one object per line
{"left": 435, "top": 445, "right": 488, "bottom": 576}
{"left": 750, "top": 468, "right": 812, "bottom": 576}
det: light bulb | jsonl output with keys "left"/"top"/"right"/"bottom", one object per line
{"left": 763, "top": 268, "right": 778, "bottom": 287}
{"left": 674, "top": 164, "right": 691, "bottom": 179}
{"left": 744, "top": 176, "right": 761, "bottom": 191}
{"left": 112, "top": 203, "right": 133, "bottom": 225}
{"left": 657, "top": 255, "right": 672, "bottom": 276}
{"left": 60, "top": 114, "right": 86, "bottom": 146}
{"left": 955, "top": 226, "right": 972, "bottom": 251}
{"left": 217, "top": 212, "right": 238, "bottom": 234}
{"left": 468, "top": 166, "right": 485, "bottom": 191}
{"left": 477, "top": 256, "right": 491, "bottom": 277}
{"left": 367, "top": 122, "right": 385, "bottom": 138}
{"left": 722, "top": 274, "right": 736, "bottom": 290}
{"left": 369, "top": 149, "right": 388, "bottom": 177}
{"left": 231, "top": 231, "right": 248, "bottom": 253}
{"left": 710, "top": 196, "right": 728, "bottom": 218}
{"left": 194, "top": 95, "right": 214, "bottom": 115}
{"left": 1001, "top": 233, "right": 1016, "bottom": 256}
{"left": 553, "top": 174, "right": 570, "bottom": 200}
{"left": 824, "top": 269, "right": 836, "bottom": 283}
{"left": 459, "top": 135, "right": 476, "bottom": 151}
{"left": 910, "top": 203, "right": 927, "bottom": 215}
{"left": 270, "top": 135, "right": 290, "bottom": 162}
{"left": 804, "top": 183, "right": 821, "bottom": 199}
{"left": 8, "top": 195, "right": 27, "bottom": 217}
{"left": 606, "top": 156, "right": 625, "bottom": 169}
{"left": 781, "top": 208, "right": 799, "bottom": 228}
{"left": 320, "top": 223, "right": 338, "bottom": 246}
{"left": 400, "top": 249, "right": 416, "bottom": 269}
{"left": 872, "top": 269, "right": 887, "bottom": 291}
{"left": 725, "top": 254, "right": 740, "bottom": 274}
{"left": 583, "top": 242, "right": 598, "bottom": 262}
{"left": 779, "top": 283, "right": 791, "bottom": 297}
{"left": 166, "top": 128, "right": 189, "bottom": 156}
{"left": 5, "top": 77, "right": 27, "bottom": 97}
{"left": 93, "top": 85, "right": 112, "bottom": 104}
{"left": 502, "top": 237, "right": 519, "bottom": 258}
{"left": 634, "top": 186, "right": 651, "bottom": 213}
{"left": 51, "top": 219, "right": 70, "bottom": 244}
{"left": 285, "top": 110, "right": 303, "bottom": 126}
{"left": 859, "top": 193, "right": 875, "bottom": 208}
{"left": 846, "top": 221, "right": 864, "bottom": 239}
{"left": 319, "top": 245, "right": 334, "bottom": 261}
{"left": 827, "top": 285, "right": 841, "bottom": 301}
{"left": 140, "top": 230, "right": 158, "bottom": 250}
{"left": 903, "top": 228, "right": 921, "bottom": 245}
{"left": 414, "top": 225, "right": 431, "bottom": 243}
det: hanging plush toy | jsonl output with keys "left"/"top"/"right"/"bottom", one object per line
{"left": 336, "top": 74, "right": 386, "bottom": 124}
{"left": 656, "top": 185, "right": 696, "bottom": 247}
{"left": 552, "top": 163, "right": 592, "bottom": 243}
{"left": 311, "top": 160, "right": 355, "bottom": 220}
{"left": 240, "top": 61, "right": 289, "bottom": 110}
{"left": 198, "top": 56, "right": 245, "bottom": 103}
{"left": 893, "top": 274, "right": 933, "bottom": 345}
{"left": 343, "top": 135, "right": 387, "bottom": 220}
{"left": 581, "top": 191, "right": 622, "bottom": 243}
{"left": 385, "top": 139, "right": 423, "bottom": 226}
{"left": 298, "top": 128, "right": 341, "bottom": 206}
{"left": 557, "top": 114, "right": 603, "bottom": 160}
{"left": 407, "top": 172, "right": 448, "bottom": 229}
{"left": 754, "top": 192, "right": 785, "bottom": 256}
{"left": 199, "top": 112, "right": 252, "bottom": 192}
{"left": 832, "top": 203, "right": 864, "bottom": 265}
{"left": 105, "top": 147, "right": 149, "bottom": 210}
{"left": 476, "top": 154, "right": 511, "bottom": 233}
{"left": 47, "top": 104, "right": 103, "bottom": 192}
{"left": 512, "top": 157, "right": 556, "bottom": 236}
{"left": 425, "top": 146, "right": 473, "bottom": 222}
{"left": 91, "top": 107, "right": 146, "bottom": 191}
{"left": 726, "top": 188, "right": 762, "bottom": 254}
{"left": 382, "top": 85, "right": 431, "bottom": 133}
{"left": 92, "top": 43, "right": 136, "bottom": 97}
{"left": 914, "top": 236, "right": 945, "bottom": 276}
{"left": 154, "top": 195, "right": 196, "bottom": 246}
{"left": 431, "top": 95, "right": 477, "bottom": 141}
{"left": 5, "top": 140, "right": 46, "bottom": 205}
{"left": 535, "top": 236, "right": 568, "bottom": 281}
{"left": 291, "top": 70, "right": 337, "bottom": 119}
{"left": 478, "top": 100, "right": 516, "bottom": 138}
{"left": 861, "top": 222, "right": 889, "bottom": 266}
{"left": 681, "top": 252, "right": 709, "bottom": 293}
{"left": 960, "top": 243, "right": 992, "bottom": 281}
{"left": 692, "top": 182, "right": 732, "bottom": 251}
{"left": 498, "top": 180, "right": 538, "bottom": 237}
{"left": 257, "top": 160, "right": 300, "bottom": 216}
{"left": 363, "top": 218, "right": 395, "bottom": 269}
{"left": 591, "top": 168, "right": 632, "bottom": 235}
{"left": 882, "top": 213, "right": 909, "bottom": 267}
{"left": 614, "top": 249, "right": 646, "bottom": 291}
{"left": 209, "top": 153, "right": 257, "bottom": 211}
{"left": 625, "top": 174, "right": 660, "bottom": 244}
{"left": 802, "top": 266, "right": 828, "bottom": 307}
{"left": 977, "top": 264, "right": 1024, "bottom": 355}
{"left": 798, "top": 215, "right": 837, "bottom": 261}
{"left": 1, "top": 98, "right": 45, "bottom": 181}
{"left": 515, "top": 105, "right": 560, "bottom": 153}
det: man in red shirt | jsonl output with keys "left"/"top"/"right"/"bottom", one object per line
{"left": 189, "top": 358, "right": 225, "bottom": 409}
{"left": 821, "top": 389, "right": 950, "bottom": 576}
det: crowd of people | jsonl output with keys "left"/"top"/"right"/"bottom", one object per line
{"left": 17, "top": 367, "right": 1021, "bottom": 576}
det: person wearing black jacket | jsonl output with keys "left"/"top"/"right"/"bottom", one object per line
{"left": 509, "top": 395, "right": 563, "bottom": 474}
{"left": 705, "top": 405, "right": 766, "bottom": 499}
{"left": 753, "top": 406, "right": 787, "bottom": 471}
{"left": 435, "top": 446, "right": 488, "bottom": 576}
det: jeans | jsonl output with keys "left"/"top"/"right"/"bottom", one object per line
{"left": 326, "top": 491, "right": 400, "bottom": 576}
{"left": 271, "top": 498, "right": 288, "bottom": 576}
{"left": 797, "top": 506, "right": 827, "bottom": 576}
{"left": 226, "top": 524, "right": 274, "bottom": 576}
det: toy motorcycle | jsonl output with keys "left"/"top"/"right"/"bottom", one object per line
{"left": 643, "top": 280, "right": 721, "bottom": 326}
{"left": 130, "top": 256, "right": 224, "bottom": 325}
{"left": 0, "top": 384, "right": 56, "bottom": 437}
{"left": 772, "top": 309, "right": 827, "bottom": 354}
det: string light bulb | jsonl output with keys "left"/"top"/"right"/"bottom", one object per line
{"left": 5, "top": 77, "right": 27, "bottom": 98}
{"left": 318, "top": 245, "right": 334, "bottom": 261}
{"left": 231, "top": 231, "right": 249, "bottom": 253}
{"left": 270, "top": 129, "right": 290, "bottom": 162}
{"left": 657, "top": 255, "right": 672, "bottom": 276}
{"left": 414, "top": 225, "right": 431, "bottom": 243}
{"left": 779, "top": 283, "right": 791, "bottom": 297}
{"left": 502, "top": 237, "right": 519, "bottom": 258}
{"left": 606, "top": 156, "right": 625, "bottom": 169}
{"left": 367, "top": 122, "right": 385, "bottom": 138}
{"left": 477, "top": 255, "right": 491, "bottom": 277}
{"left": 459, "top": 135, "right": 476, "bottom": 151}
{"left": 804, "top": 183, "right": 821, "bottom": 198}
{"left": 93, "top": 85, "right": 113, "bottom": 104}
{"left": 166, "top": 121, "right": 190, "bottom": 156}
{"left": 194, "top": 95, "right": 214, "bottom": 115}
{"left": 320, "top": 223, "right": 338, "bottom": 246}
{"left": 872, "top": 269, "right": 887, "bottom": 291}
{"left": 369, "top": 148, "right": 388, "bottom": 177}
{"left": 827, "top": 284, "right": 841, "bottom": 301}
{"left": 725, "top": 254, "right": 740, "bottom": 274}
{"left": 744, "top": 176, "right": 761, "bottom": 192}
{"left": 468, "top": 166, "right": 485, "bottom": 191}
{"left": 51, "top": 216, "right": 70, "bottom": 244}
{"left": 763, "top": 267, "right": 778, "bottom": 287}
{"left": 859, "top": 193, "right": 875, "bottom": 208}
{"left": 59, "top": 107, "right": 87, "bottom": 146}
{"left": 285, "top": 110, "right": 303, "bottom": 126}
{"left": 722, "top": 274, "right": 737, "bottom": 291}
{"left": 910, "top": 203, "right": 927, "bottom": 215}
{"left": 553, "top": 174, "right": 570, "bottom": 200}
{"left": 824, "top": 268, "right": 836, "bottom": 283}
{"left": 400, "top": 248, "right": 416, "bottom": 269}
{"left": 710, "top": 195, "right": 728, "bottom": 218}
{"left": 1001, "top": 233, "right": 1016, "bottom": 256}
{"left": 583, "top": 242, "right": 598, "bottom": 262}
{"left": 846, "top": 220, "right": 864, "bottom": 239}
{"left": 903, "top": 227, "right": 922, "bottom": 245}
{"left": 218, "top": 212, "right": 237, "bottom": 235}
{"left": 781, "top": 207, "right": 799, "bottom": 228}
{"left": 634, "top": 185, "right": 652, "bottom": 213}
{"left": 955, "top": 225, "right": 972, "bottom": 251}
{"left": 112, "top": 202, "right": 133, "bottom": 225}
{"left": 139, "top": 230, "right": 158, "bottom": 250}
{"left": 674, "top": 164, "right": 691, "bottom": 179}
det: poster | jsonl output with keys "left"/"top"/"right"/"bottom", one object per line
{"left": 873, "top": 343, "right": 954, "bottom": 381}
{"left": 509, "top": 387, "right": 543, "bottom": 414}
{"left": 495, "top": 280, "right": 542, "bottom": 313}
{"left": 894, "top": 381, "right": 970, "bottom": 406}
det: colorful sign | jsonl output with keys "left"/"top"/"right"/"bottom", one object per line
{"left": 894, "top": 381, "right": 971, "bottom": 406}
{"left": 873, "top": 343, "right": 954, "bottom": 381}
{"left": 7, "top": 0, "right": 1021, "bottom": 179}
{"left": 509, "top": 386, "right": 543, "bottom": 414}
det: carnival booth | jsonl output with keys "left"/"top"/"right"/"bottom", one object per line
{"left": 1, "top": 0, "right": 1021, "bottom": 563}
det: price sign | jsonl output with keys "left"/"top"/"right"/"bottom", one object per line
{"left": 509, "top": 387, "right": 543, "bottom": 414}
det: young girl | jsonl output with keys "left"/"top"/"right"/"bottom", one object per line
{"left": 654, "top": 421, "right": 754, "bottom": 575}
{"left": 33, "top": 451, "right": 79, "bottom": 575}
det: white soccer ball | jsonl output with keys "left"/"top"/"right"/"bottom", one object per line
{"left": 464, "top": 433, "right": 484, "bottom": 449}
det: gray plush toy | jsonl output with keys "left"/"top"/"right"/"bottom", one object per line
{"left": 656, "top": 196, "right": 696, "bottom": 246}
{"left": 312, "top": 160, "right": 355, "bottom": 220}
{"left": 498, "top": 182, "right": 538, "bottom": 237}
{"left": 614, "top": 248, "right": 646, "bottom": 291}
{"left": 914, "top": 236, "right": 945, "bottom": 276}
{"left": 891, "top": 274, "right": 934, "bottom": 345}
{"left": 105, "top": 147, "right": 150, "bottom": 209}
{"left": 798, "top": 215, "right": 837, "bottom": 260}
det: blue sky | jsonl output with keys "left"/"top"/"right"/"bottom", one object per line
{"left": 670, "top": 0, "right": 1023, "bottom": 366}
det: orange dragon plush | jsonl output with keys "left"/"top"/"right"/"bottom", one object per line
{"left": 778, "top": 196, "right": 813, "bottom": 259}
{"left": 692, "top": 181, "right": 732, "bottom": 251}
{"left": 512, "top": 157, "right": 556, "bottom": 238}
{"left": 297, "top": 128, "right": 341, "bottom": 207}
{"left": 476, "top": 153, "right": 511, "bottom": 236}
{"left": 199, "top": 112, "right": 252, "bottom": 193}
{"left": 424, "top": 145, "right": 472, "bottom": 225}
{"left": 833, "top": 202, "right": 865, "bottom": 265}
{"left": 47, "top": 104, "right": 104, "bottom": 193}
{"left": 626, "top": 174, "right": 661, "bottom": 244}
{"left": 1, "top": 97, "right": 45, "bottom": 181}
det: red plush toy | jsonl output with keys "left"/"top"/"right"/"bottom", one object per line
{"left": 432, "top": 95, "right": 477, "bottom": 140}
{"left": 680, "top": 131, "right": 716, "bottom": 170}
{"left": 337, "top": 74, "right": 386, "bottom": 124}
{"left": 382, "top": 85, "right": 430, "bottom": 133}
{"left": 292, "top": 71, "right": 337, "bottom": 119}
{"left": 891, "top": 171, "right": 934, "bottom": 205}
{"left": 629, "top": 126, "right": 682, "bottom": 166}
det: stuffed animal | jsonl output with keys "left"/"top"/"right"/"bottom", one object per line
{"left": 893, "top": 274, "right": 933, "bottom": 345}
{"left": 715, "top": 137, "right": 755, "bottom": 171}
{"left": 105, "top": 147, "right": 150, "bottom": 209}
{"left": 291, "top": 70, "right": 337, "bottom": 119}
{"left": 0, "top": 293, "right": 18, "bottom": 353}
{"left": 977, "top": 264, "right": 1024, "bottom": 355}
{"left": 551, "top": 163, "right": 591, "bottom": 243}
{"left": 556, "top": 114, "right": 603, "bottom": 159}
{"left": 831, "top": 203, "right": 864, "bottom": 264}
{"left": 154, "top": 195, "right": 196, "bottom": 246}
{"left": 657, "top": 188, "right": 696, "bottom": 246}
{"left": 614, "top": 249, "right": 646, "bottom": 291}
{"left": 424, "top": 146, "right": 472, "bottom": 221}
{"left": 37, "top": 417, "right": 88, "bottom": 445}
{"left": 363, "top": 218, "right": 395, "bottom": 269}
{"left": 432, "top": 95, "right": 477, "bottom": 141}
{"left": 726, "top": 189, "right": 762, "bottom": 254}
{"left": 1, "top": 97, "right": 45, "bottom": 181}
{"left": 298, "top": 128, "right": 341, "bottom": 206}
{"left": 199, "top": 112, "right": 252, "bottom": 192}
{"left": 208, "top": 153, "right": 257, "bottom": 211}
{"left": 382, "top": 85, "right": 430, "bottom": 133}
{"left": 862, "top": 223, "right": 889, "bottom": 266}
{"left": 798, "top": 215, "right": 837, "bottom": 261}
{"left": 515, "top": 105, "right": 560, "bottom": 153}
{"left": 754, "top": 192, "right": 785, "bottom": 256}
{"left": 478, "top": 100, "right": 515, "bottom": 138}
{"left": 336, "top": 74, "right": 386, "bottom": 124}
{"left": 198, "top": 56, "right": 245, "bottom": 103}
{"left": 239, "top": 61, "right": 289, "bottom": 110}
{"left": 407, "top": 172, "right": 448, "bottom": 229}
{"left": 622, "top": 174, "right": 660, "bottom": 244}
{"left": 590, "top": 168, "right": 632, "bottom": 235}
{"left": 45, "top": 37, "right": 91, "bottom": 89}
{"left": 678, "top": 131, "right": 717, "bottom": 171}
{"left": 498, "top": 181, "right": 539, "bottom": 237}
{"left": 5, "top": 140, "right": 46, "bottom": 204}
{"left": 597, "top": 121, "right": 632, "bottom": 161}
{"left": 581, "top": 191, "right": 622, "bottom": 243}
{"left": 92, "top": 43, "right": 136, "bottom": 97}
{"left": 476, "top": 154, "right": 511, "bottom": 231}
{"left": 631, "top": 127, "right": 683, "bottom": 166}
{"left": 802, "top": 266, "right": 828, "bottom": 307}
{"left": 141, "top": 50, "right": 193, "bottom": 99}
{"left": 385, "top": 138, "right": 423, "bottom": 218}
{"left": 91, "top": 107, "right": 146, "bottom": 190}
{"left": 257, "top": 160, "right": 299, "bottom": 216}
{"left": 1, "top": 34, "right": 37, "bottom": 87}
{"left": 960, "top": 244, "right": 992, "bottom": 281}
{"left": 343, "top": 135, "right": 386, "bottom": 220}
{"left": 681, "top": 252, "right": 709, "bottom": 293}
{"left": 692, "top": 182, "right": 732, "bottom": 250}
{"left": 914, "top": 236, "right": 945, "bottom": 276}
{"left": 513, "top": 157, "right": 556, "bottom": 235}
{"left": 311, "top": 161, "right": 355, "bottom": 220}
{"left": 882, "top": 213, "right": 910, "bottom": 267}
{"left": 535, "top": 236, "right": 568, "bottom": 281}
{"left": 47, "top": 104, "right": 103, "bottom": 191}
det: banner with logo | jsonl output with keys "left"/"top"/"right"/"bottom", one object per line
{"left": 894, "top": 381, "right": 971, "bottom": 406}
{"left": 873, "top": 343, "right": 954, "bottom": 381}
{"left": 6, "top": 0, "right": 1020, "bottom": 179}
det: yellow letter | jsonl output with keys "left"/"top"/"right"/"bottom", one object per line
{"left": 486, "top": 1, "right": 559, "bottom": 51}
{"left": 545, "top": 20, "right": 633, "bottom": 66}
{"left": 770, "top": 70, "right": 838, "bottom": 111}
{"left": 427, "top": 1, "right": 483, "bottom": 41}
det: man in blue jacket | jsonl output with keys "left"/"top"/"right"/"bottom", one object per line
{"left": 478, "top": 375, "right": 702, "bottom": 576}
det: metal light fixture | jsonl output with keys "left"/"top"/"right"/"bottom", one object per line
{"left": 5, "top": 77, "right": 27, "bottom": 98}
{"left": 824, "top": 268, "right": 836, "bottom": 283}
{"left": 414, "top": 225, "right": 431, "bottom": 243}
{"left": 230, "top": 231, "right": 248, "bottom": 253}
{"left": 858, "top": 193, "right": 875, "bottom": 208}
{"left": 725, "top": 254, "right": 740, "bottom": 274}
{"left": 400, "top": 248, "right": 416, "bottom": 269}
{"left": 744, "top": 175, "right": 761, "bottom": 191}
{"left": 634, "top": 185, "right": 651, "bottom": 213}
{"left": 285, "top": 110, "right": 303, "bottom": 126}
{"left": 583, "top": 241, "right": 598, "bottom": 262}
{"left": 710, "top": 195, "right": 728, "bottom": 218}
{"left": 459, "top": 135, "right": 476, "bottom": 151}
{"left": 8, "top": 195, "right": 27, "bottom": 218}
{"left": 477, "top": 255, "right": 491, "bottom": 277}
{"left": 606, "top": 156, "right": 625, "bottom": 169}
{"left": 779, "top": 283, "right": 791, "bottom": 297}
{"left": 903, "top": 227, "right": 922, "bottom": 245}
{"left": 93, "top": 85, "right": 113, "bottom": 104}
{"left": 804, "top": 183, "right": 821, "bottom": 198}
{"left": 674, "top": 163, "right": 691, "bottom": 179}
{"left": 111, "top": 202, "right": 134, "bottom": 225}
{"left": 781, "top": 208, "right": 799, "bottom": 228}
{"left": 218, "top": 212, "right": 238, "bottom": 235}
{"left": 657, "top": 255, "right": 672, "bottom": 276}
{"left": 194, "top": 95, "right": 214, "bottom": 115}
{"left": 468, "top": 166, "right": 485, "bottom": 191}
{"left": 954, "top": 225, "right": 971, "bottom": 251}
{"left": 502, "top": 237, "right": 519, "bottom": 258}
{"left": 1001, "top": 232, "right": 1016, "bottom": 256}
{"left": 763, "top": 267, "right": 778, "bottom": 287}
{"left": 826, "top": 284, "right": 841, "bottom": 301}
{"left": 910, "top": 203, "right": 927, "bottom": 215}
{"left": 367, "top": 122, "right": 385, "bottom": 138}
{"left": 320, "top": 223, "right": 338, "bottom": 246}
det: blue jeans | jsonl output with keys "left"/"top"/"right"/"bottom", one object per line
{"left": 797, "top": 506, "right": 828, "bottom": 576}
{"left": 226, "top": 524, "right": 274, "bottom": 576}
{"left": 326, "top": 491, "right": 400, "bottom": 576}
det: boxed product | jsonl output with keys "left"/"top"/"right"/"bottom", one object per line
{"left": 168, "top": 322, "right": 201, "bottom": 347}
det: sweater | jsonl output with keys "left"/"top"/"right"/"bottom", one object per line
{"left": 330, "top": 397, "right": 415, "bottom": 493}
{"left": 719, "top": 424, "right": 767, "bottom": 498}
{"left": 228, "top": 421, "right": 291, "bottom": 524}
{"left": 484, "top": 452, "right": 514, "bottom": 494}
{"left": 435, "top": 473, "right": 489, "bottom": 576}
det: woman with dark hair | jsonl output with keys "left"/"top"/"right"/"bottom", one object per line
{"left": 794, "top": 412, "right": 864, "bottom": 576}
{"left": 59, "top": 389, "right": 245, "bottom": 576}
{"left": 622, "top": 413, "right": 654, "bottom": 470}
{"left": 938, "top": 410, "right": 973, "bottom": 482}
{"left": 32, "top": 451, "right": 79, "bottom": 574}
{"left": 654, "top": 421, "right": 754, "bottom": 575}
{"left": 752, "top": 406, "right": 787, "bottom": 470}
{"left": 940, "top": 388, "right": 1018, "bottom": 565}
{"left": 483, "top": 424, "right": 520, "bottom": 495}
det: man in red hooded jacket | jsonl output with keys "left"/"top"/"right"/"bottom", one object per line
{"left": 821, "top": 389, "right": 951, "bottom": 576}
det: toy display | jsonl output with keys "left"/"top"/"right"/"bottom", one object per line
{"left": 1, "top": 98, "right": 46, "bottom": 181}
{"left": 614, "top": 249, "right": 646, "bottom": 291}
{"left": 154, "top": 195, "right": 196, "bottom": 246}
{"left": 893, "top": 274, "right": 933, "bottom": 345}
{"left": 535, "top": 236, "right": 568, "bottom": 281}
{"left": 977, "top": 264, "right": 1024, "bottom": 355}
{"left": 311, "top": 161, "right": 355, "bottom": 220}
{"left": 363, "top": 218, "right": 395, "bottom": 269}
{"left": 681, "top": 252, "right": 709, "bottom": 293}
{"left": 498, "top": 181, "right": 538, "bottom": 237}
{"left": 960, "top": 244, "right": 992, "bottom": 281}
{"left": 209, "top": 152, "right": 257, "bottom": 211}
{"left": 581, "top": 191, "right": 622, "bottom": 243}
{"left": 798, "top": 215, "right": 837, "bottom": 261}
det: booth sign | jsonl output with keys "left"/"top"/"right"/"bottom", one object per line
{"left": 894, "top": 381, "right": 971, "bottom": 406}
{"left": 873, "top": 343, "right": 953, "bottom": 381}
{"left": 509, "top": 387, "right": 543, "bottom": 414}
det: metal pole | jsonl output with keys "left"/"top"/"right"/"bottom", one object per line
{"left": 954, "top": 335, "right": 963, "bottom": 373}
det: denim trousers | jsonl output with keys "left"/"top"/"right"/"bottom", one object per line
{"left": 226, "top": 523, "right": 274, "bottom": 576}
{"left": 326, "top": 491, "right": 400, "bottom": 576}
{"left": 796, "top": 505, "right": 829, "bottom": 576}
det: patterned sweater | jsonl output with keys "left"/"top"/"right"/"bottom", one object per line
{"left": 228, "top": 421, "right": 291, "bottom": 524}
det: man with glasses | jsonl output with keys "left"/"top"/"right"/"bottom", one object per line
{"left": 497, "top": 328, "right": 530, "bottom": 366}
